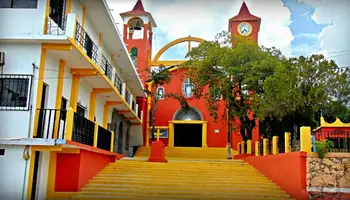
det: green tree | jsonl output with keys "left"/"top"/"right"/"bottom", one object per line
{"left": 258, "top": 54, "right": 350, "bottom": 147}
{"left": 184, "top": 31, "right": 282, "bottom": 158}
{"left": 144, "top": 66, "right": 189, "bottom": 142}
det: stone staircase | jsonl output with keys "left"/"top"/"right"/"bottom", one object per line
{"left": 71, "top": 148, "right": 294, "bottom": 200}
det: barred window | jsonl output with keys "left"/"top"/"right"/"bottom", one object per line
{"left": 0, "top": 0, "right": 38, "bottom": 8}
{"left": 0, "top": 75, "right": 32, "bottom": 110}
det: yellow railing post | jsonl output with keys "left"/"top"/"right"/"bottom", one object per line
{"left": 263, "top": 138, "right": 268, "bottom": 156}
{"left": 110, "top": 131, "right": 115, "bottom": 152}
{"left": 300, "top": 126, "right": 312, "bottom": 153}
{"left": 237, "top": 143, "right": 241, "bottom": 154}
{"left": 93, "top": 122, "right": 99, "bottom": 148}
{"left": 272, "top": 136, "right": 278, "bottom": 155}
{"left": 241, "top": 141, "right": 245, "bottom": 154}
{"left": 247, "top": 140, "right": 252, "bottom": 154}
{"left": 255, "top": 141, "right": 260, "bottom": 156}
{"left": 285, "top": 132, "right": 291, "bottom": 153}
{"left": 64, "top": 107, "right": 74, "bottom": 141}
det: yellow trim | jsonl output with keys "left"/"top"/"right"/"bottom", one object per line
{"left": 148, "top": 126, "right": 169, "bottom": 129}
{"left": 64, "top": 107, "right": 74, "bottom": 140}
{"left": 263, "top": 138, "right": 268, "bottom": 155}
{"left": 82, "top": 6, "right": 86, "bottom": 28}
{"left": 32, "top": 145, "right": 62, "bottom": 151}
{"left": 110, "top": 131, "right": 115, "bottom": 152}
{"left": 146, "top": 82, "right": 152, "bottom": 147}
{"left": 69, "top": 75, "right": 80, "bottom": 111}
{"left": 66, "top": 0, "right": 72, "bottom": 15}
{"left": 54, "top": 60, "right": 65, "bottom": 139}
{"left": 300, "top": 126, "right": 312, "bottom": 153}
{"left": 313, "top": 117, "right": 350, "bottom": 131}
{"left": 151, "top": 60, "right": 188, "bottom": 66}
{"left": 61, "top": 148, "right": 80, "bottom": 154}
{"left": 93, "top": 88, "right": 113, "bottom": 93}
{"left": 272, "top": 136, "right": 278, "bottom": 155}
{"left": 241, "top": 141, "right": 245, "bottom": 154}
{"left": 70, "top": 68, "right": 98, "bottom": 76}
{"left": 46, "top": 152, "right": 56, "bottom": 199}
{"left": 169, "top": 120, "right": 205, "bottom": 124}
{"left": 43, "top": 0, "right": 50, "bottom": 34}
{"left": 26, "top": 149, "right": 36, "bottom": 200}
{"left": 93, "top": 122, "right": 99, "bottom": 147}
{"left": 33, "top": 48, "right": 46, "bottom": 137}
{"left": 202, "top": 122, "right": 208, "bottom": 148}
{"left": 168, "top": 122, "right": 174, "bottom": 147}
{"left": 88, "top": 92, "right": 96, "bottom": 121}
{"left": 98, "top": 33, "right": 102, "bottom": 47}
{"left": 247, "top": 140, "right": 252, "bottom": 154}
{"left": 103, "top": 104, "right": 110, "bottom": 129}
{"left": 42, "top": 43, "right": 73, "bottom": 51}
{"left": 237, "top": 22, "right": 253, "bottom": 36}
{"left": 255, "top": 141, "right": 260, "bottom": 156}
{"left": 152, "top": 36, "right": 205, "bottom": 64}
{"left": 285, "top": 132, "right": 291, "bottom": 153}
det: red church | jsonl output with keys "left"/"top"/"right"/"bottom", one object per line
{"left": 121, "top": 0, "right": 261, "bottom": 150}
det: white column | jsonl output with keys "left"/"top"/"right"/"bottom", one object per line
{"left": 66, "top": 14, "right": 77, "bottom": 39}
{"left": 129, "top": 94, "right": 133, "bottom": 106}
{"left": 135, "top": 104, "right": 139, "bottom": 116}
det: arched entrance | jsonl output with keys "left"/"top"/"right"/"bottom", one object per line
{"left": 170, "top": 107, "right": 207, "bottom": 147}
{"left": 117, "top": 122, "right": 124, "bottom": 153}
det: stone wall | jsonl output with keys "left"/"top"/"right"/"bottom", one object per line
{"left": 307, "top": 153, "right": 350, "bottom": 199}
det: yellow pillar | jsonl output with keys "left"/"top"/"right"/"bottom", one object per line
{"left": 145, "top": 83, "right": 152, "bottom": 147}
{"left": 300, "top": 126, "right": 312, "bottom": 153}
{"left": 93, "top": 122, "right": 98, "bottom": 148}
{"left": 88, "top": 92, "right": 96, "bottom": 121}
{"left": 64, "top": 107, "right": 74, "bottom": 141}
{"left": 255, "top": 141, "right": 260, "bottom": 156}
{"left": 53, "top": 59, "right": 65, "bottom": 139}
{"left": 110, "top": 131, "right": 115, "bottom": 152}
{"left": 263, "top": 138, "right": 268, "bottom": 156}
{"left": 241, "top": 141, "right": 245, "bottom": 154}
{"left": 69, "top": 75, "right": 80, "bottom": 112}
{"left": 272, "top": 136, "right": 278, "bottom": 155}
{"left": 247, "top": 140, "right": 252, "bottom": 154}
{"left": 202, "top": 122, "right": 208, "bottom": 147}
{"left": 103, "top": 104, "right": 109, "bottom": 129}
{"left": 285, "top": 132, "right": 291, "bottom": 153}
{"left": 168, "top": 122, "right": 174, "bottom": 147}
{"left": 237, "top": 143, "right": 241, "bottom": 154}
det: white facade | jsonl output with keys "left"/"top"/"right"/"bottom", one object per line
{"left": 0, "top": 0, "right": 145, "bottom": 199}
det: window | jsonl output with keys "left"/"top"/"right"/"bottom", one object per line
{"left": 0, "top": 75, "right": 32, "bottom": 110}
{"left": 49, "top": 0, "right": 67, "bottom": 30}
{"left": 60, "top": 97, "right": 67, "bottom": 120}
{"left": 76, "top": 103, "right": 86, "bottom": 117}
{"left": 0, "top": 0, "right": 38, "bottom": 8}
{"left": 0, "top": 149, "right": 4, "bottom": 156}
{"left": 182, "top": 78, "right": 194, "bottom": 98}
{"left": 156, "top": 86, "right": 164, "bottom": 100}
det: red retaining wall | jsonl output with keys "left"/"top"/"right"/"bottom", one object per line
{"left": 243, "top": 152, "right": 309, "bottom": 200}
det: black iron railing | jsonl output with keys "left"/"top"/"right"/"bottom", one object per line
{"left": 97, "top": 125, "right": 112, "bottom": 151}
{"left": 101, "top": 54, "right": 113, "bottom": 81}
{"left": 36, "top": 109, "right": 66, "bottom": 139}
{"left": 125, "top": 90, "right": 130, "bottom": 105}
{"left": 114, "top": 74, "right": 123, "bottom": 95}
{"left": 132, "top": 101, "right": 135, "bottom": 111}
{"left": 46, "top": 16, "right": 66, "bottom": 35}
{"left": 138, "top": 108, "right": 142, "bottom": 119}
{"left": 315, "top": 131, "right": 350, "bottom": 153}
{"left": 75, "top": 22, "right": 99, "bottom": 64}
{"left": 72, "top": 112, "right": 95, "bottom": 146}
{"left": 0, "top": 74, "right": 33, "bottom": 111}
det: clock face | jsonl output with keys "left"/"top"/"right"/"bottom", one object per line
{"left": 237, "top": 22, "right": 253, "bottom": 36}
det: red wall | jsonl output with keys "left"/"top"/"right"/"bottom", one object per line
{"left": 155, "top": 68, "right": 259, "bottom": 148}
{"left": 243, "top": 152, "right": 309, "bottom": 200}
{"left": 55, "top": 149, "right": 117, "bottom": 192}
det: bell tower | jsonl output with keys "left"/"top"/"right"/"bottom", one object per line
{"left": 228, "top": 2, "right": 261, "bottom": 43}
{"left": 120, "top": 0, "right": 157, "bottom": 84}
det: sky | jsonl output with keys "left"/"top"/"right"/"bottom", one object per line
{"left": 107, "top": 0, "right": 350, "bottom": 67}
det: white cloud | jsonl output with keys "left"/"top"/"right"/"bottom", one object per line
{"left": 298, "top": 0, "right": 350, "bottom": 66}
{"left": 107, "top": 0, "right": 293, "bottom": 59}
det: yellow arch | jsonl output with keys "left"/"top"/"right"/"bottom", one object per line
{"left": 151, "top": 36, "right": 205, "bottom": 66}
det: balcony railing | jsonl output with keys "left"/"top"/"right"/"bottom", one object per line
{"left": 125, "top": 90, "right": 131, "bottom": 105}
{"left": 35, "top": 108, "right": 114, "bottom": 152}
{"left": 315, "top": 131, "right": 350, "bottom": 153}
{"left": 75, "top": 22, "right": 99, "bottom": 64}
{"left": 131, "top": 56, "right": 137, "bottom": 68}
{"left": 36, "top": 109, "right": 66, "bottom": 139}
{"left": 101, "top": 54, "right": 113, "bottom": 81}
{"left": 114, "top": 73, "right": 123, "bottom": 95}
{"left": 46, "top": 16, "right": 67, "bottom": 35}
{"left": 97, "top": 125, "right": 113, "bottom": 151}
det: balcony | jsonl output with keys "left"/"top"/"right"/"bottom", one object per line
{"left": 101, "top": 54, "right": 113, "bottom": 81}
{"left": 35, "top": 108, "right": 114, "bottom": 152}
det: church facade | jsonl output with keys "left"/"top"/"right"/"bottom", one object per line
{"left": 121, "top": 0, "right": 261, "bottom": 149}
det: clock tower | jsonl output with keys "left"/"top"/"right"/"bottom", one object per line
{"left": 229, "top": 2, "right": 261, "bottom": 43}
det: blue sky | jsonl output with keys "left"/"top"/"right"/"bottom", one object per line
{"left": 108, "top": 0, "right": 350, "bottom": 67}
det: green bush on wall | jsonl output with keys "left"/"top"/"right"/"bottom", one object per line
{"left": 314, "top": 139, "right": 334, "bottom": 159}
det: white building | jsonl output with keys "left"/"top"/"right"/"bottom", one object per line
{"left": 0, "top": 0, "right": 145, "bottom": 199}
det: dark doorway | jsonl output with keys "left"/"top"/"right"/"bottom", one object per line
{"left": 36, "top": 83, "right": 48, "bottom": 138}
{"left": 117, "top": 122, "right": 124, "bottom": 153}
{"left": 30, "top": 151, "right": 41, "bottom": 200}
{"left": 174, "top": 124, "right": 202, "bottom": 147}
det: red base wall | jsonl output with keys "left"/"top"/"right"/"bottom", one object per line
{"left": 55, "top": 149, "right": 117, "bottom": 192}
{"left": 243, "top": 152, "right": 309, "bottom": 200}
